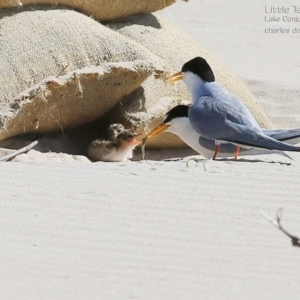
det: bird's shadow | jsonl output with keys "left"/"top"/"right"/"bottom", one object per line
{"left": 216, "top": 157, "right": 292, "bottom": 165}
{"left": 186, "top": 156, "right": 292, "bottom": 166}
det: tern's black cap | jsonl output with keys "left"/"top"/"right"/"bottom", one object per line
{"left": 181, "top": 57, "right": 215, "bottom": 82}
{"left": 163, "top": 105, "right": 189, "bottom": 124}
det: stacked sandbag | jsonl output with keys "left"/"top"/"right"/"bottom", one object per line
{"left": 0, "top": 1, "right": 273, "bottom": 156}
{"left": 0, "top": 0, "right": 177, "bottom": 21}
{"left": 105, "top": 13, "right": 274, "bottom": 148}
{"left": 0, "top": 8, "right": 165, "bottom": 141}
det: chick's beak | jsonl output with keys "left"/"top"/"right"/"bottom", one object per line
{"left": 166, "top": 71, "right": 183, "bottom": 83}
{"left": 130, "top": 133, "right": 142, "bottom": 146}
{"left": 145, "top": 124, "right": 170, "bottom": 140}
{"left": 132, "top": 138, "right": 141, "bottom": 146}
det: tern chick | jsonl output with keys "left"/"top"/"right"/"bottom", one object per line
{"left": 87, "top": 124, "right": 140, "bottom": 162}
{"left": 107, "top": 123, "right": 125, "bottom": 143}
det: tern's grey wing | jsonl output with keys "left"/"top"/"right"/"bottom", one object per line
{"left": 204, "top": 82, "right": 260, "bottom": 128}
{"left": 189, "top": 96, "right": 300, "bottom": 152}
{"left": 225, "top": 128, "right": 300, "bottom": 152}
{"left": 189, "top": 96, "right": 261, "bottom": 140}
{"left": 263, "top": 128, "right": 300, "bottom": 144}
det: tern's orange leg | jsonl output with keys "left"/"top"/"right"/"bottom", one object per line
{"left": 213, "top": 145, "right": 220, "bottom": 160}
{"left": 234, "top": 146, "right": 241, "bottom": 159}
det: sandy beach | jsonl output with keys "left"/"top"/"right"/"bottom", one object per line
{"left": 1, "top": 0, "right": 300, "bottom": 299}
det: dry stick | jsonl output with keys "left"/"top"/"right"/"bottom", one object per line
{"left": 260, "top": 208, "right": 300, "bottom": 247}
{"left": 186, "top": 157, "right": 208, "bottom": 171}
{"left": 0, "top": 140, "right": 38, "bottom": 162}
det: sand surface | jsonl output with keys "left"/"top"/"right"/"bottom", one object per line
{"left": 2, "top": 0, "right": 300, "bottom": 299}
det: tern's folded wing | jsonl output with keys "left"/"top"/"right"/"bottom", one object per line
{"left": 189, "top": 96, "right": 260, "bottom": 140}
{"left": 263, "top": 128, "right": 300, "bottom": 144}
{"left": 226, "top": 129, "right": 300, "bottom": 152}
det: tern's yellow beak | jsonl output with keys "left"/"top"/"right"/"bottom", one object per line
{"left": 144, "top": 124, "right": 170, "bottom": 140}
{"left": 166, "top": 71, "right": 183, "bottom": 83}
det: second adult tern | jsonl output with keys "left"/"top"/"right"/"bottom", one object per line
{"left": 166, "top": 57, "right": 300, "bottom": 159}
{"left": 145, "top": 105, "right": 300, "bottom": 159}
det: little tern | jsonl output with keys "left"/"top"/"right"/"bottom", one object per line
{"left": 87, "top": 124, "right": 140, "bottom": 162}
{"left": 145, "top": 105, "right": 300, "bottom": 159}
{"left": 166, "top": 57, "right": 300, "bottom": 159}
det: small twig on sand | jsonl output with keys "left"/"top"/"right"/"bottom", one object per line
{"left": 260, "top": 208, "right": 300, "bottom": 247}
{"left": 186, "top": 157, "right": 208, "bottom": 171}
{"left": 0, "top": 140, "right": 38, "bottom": 162}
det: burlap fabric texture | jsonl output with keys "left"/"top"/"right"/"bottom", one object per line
{"left": 0, "top": 0, "right": 177, "bottom": 21}
{"left": 0, "top": 6, "right": 273, "bottom": 153}
{"left": 0, "top": 8, "right": 164, "bottom": 141}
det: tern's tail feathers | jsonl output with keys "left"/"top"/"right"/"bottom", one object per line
{"left": 263, "top": 128, "right": 300, "bottom": 145}
{"left": 228, "top": 132, "right": 300, "bottom": 152}
{"left": 269, "top": 150, "right": 293, "bottom": 160}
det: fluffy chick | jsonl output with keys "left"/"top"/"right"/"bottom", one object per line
{"left": 87, "top": 124, "right": 140, "bottom": 162}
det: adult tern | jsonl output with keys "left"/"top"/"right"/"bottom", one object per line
{"left": 145, "top": 105, "right": 300, "bottom": 159}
